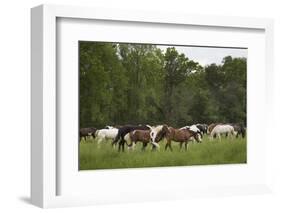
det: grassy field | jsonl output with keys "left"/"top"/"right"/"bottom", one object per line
{"left": 79, "top": 136, "right": 247, "bottom": 170}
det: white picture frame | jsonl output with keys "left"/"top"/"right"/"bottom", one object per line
{"left": 31, "top": 4, "right": 274, "bottom": 208}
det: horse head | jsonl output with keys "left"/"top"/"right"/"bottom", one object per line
{"left": 186, "top": 126, "right": 202, "bottom": 143}
{"left": 155, "top": 124, "right": 170, "bottom": 142}
{"left": 146, "top": 124, "right": 170, "bottom": 144}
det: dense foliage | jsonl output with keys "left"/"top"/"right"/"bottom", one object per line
{"left": 79, "top": 42, "right": 246, "bottom": 128}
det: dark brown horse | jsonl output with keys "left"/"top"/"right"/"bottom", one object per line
{"left": 79, "top": 127, "right": 97, "bottom": 142}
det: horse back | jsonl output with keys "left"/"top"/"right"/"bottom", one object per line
{"left": 130, "top": 130, "right": 150, "bottom": 143}
{"left": 119, "top": 125, "right": 149, "bottom": 137}
{"left": 168, "top": 128, "right": 192, "bottom": 142}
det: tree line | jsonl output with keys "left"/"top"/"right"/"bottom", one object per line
{"left": 79, "top": 42, "right": 246, "bottom": 129}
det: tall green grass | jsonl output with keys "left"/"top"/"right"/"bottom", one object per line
{"left": 79, "top": 136, "right": 246, "bottom": 170}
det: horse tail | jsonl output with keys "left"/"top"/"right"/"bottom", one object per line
{"left": 124, "top": 133, "right": 134, "bottom": 147}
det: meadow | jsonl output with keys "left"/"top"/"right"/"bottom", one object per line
{"left": 79, "top": 136, "right": 247, "bottom": 170}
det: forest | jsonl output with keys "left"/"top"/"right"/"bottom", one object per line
{"left": 79, "top": 42, "right": 247, "bottom": 129}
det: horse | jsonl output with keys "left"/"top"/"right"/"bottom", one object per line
{"left": 180, "top": 125, "right": 203, "bottom": 142}
{"left": 148, "top": 125, "right": 202, "bottom": 151}
{"left": 112, "top": 125, "right": 150, "bottom": 152}
{"left": 207, "top": 123, "right": 219, "bottom": 134}
{"left": 195, "top": 124, "right": 208, "bottom": 134}
{"left": 79, "top": 127, "right": 97, "bottom": 142}
{"left": 95, "top": 127, "right": 119, "bottom": 147}
{"left": 230, "top": 123, "right": 246, "bottom": 138}
{"left": 210, "top": 124, "right": 236, "bottom": 140}
{"left": 165, "top": 127, "right": 202, "bottom": 151}
{"left": 124, "top": 130, "right": 161, "bottom": 151}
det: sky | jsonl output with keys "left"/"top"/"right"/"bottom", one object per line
{"left": 158, "top": 45, "right": 247, "bottom": 66}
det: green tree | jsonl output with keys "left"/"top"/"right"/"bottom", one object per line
{"left": 79, "top": 42, "right": 247, "bottom": 129}
{"left": 79, "top": 42, "right": 128, "bottom": 128}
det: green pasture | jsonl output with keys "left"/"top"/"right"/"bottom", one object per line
{"left": 79, "top": 136, "right": 247, "bottom": 170}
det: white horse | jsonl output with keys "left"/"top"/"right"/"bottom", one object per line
{"left": 210, "top": 124, "right": 236, "bottom": 140}
{"left": 95, "top": 127, "right": 119, "bottom": 147}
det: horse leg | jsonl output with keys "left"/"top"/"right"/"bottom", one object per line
{"left": 118, "top": 141, "right": 125, "bottom": 152}
{"left": 185, "top": 142, "right": 189, "bottom": 151}
{"left": 131, "top": 142, "right": 136, "bottom": 151}
{"left": 142, "top": 143, "right": 147, "bottom": 151}
{"left": 111, "top": 138, "right": 118, "bottom": 149}
{"left": 151, "top": 143, "right": 157, "bottom": 151}
{"left": 112, "top": 134, "right": 120, "bottom": 148}
{"left": 219, "top": 133, "right": 221, "bottom": 141}
{"left": 179, "top": 142, "right": 183, "bottom": 151}
{"left": 231, "top": 131, "right": 236, "bottom": 140}
{"left": 165, "top": 143, "right": 168, "bottom": 150}
{"left": 165, "top": 139, "right": 172, "bottom": 151}
{"left": 117, "top": 141, "right": 122, "bottom": 152}
{"left": 169, "top": 142, "right": 173, "bottom": 151}
{"left": 121, "top": 139, "right": 125, "bottom": 152}
{"left": 97, "top": 138, "right": 102, "bottom": 149}
{"left": 112, "top": 140, "right": 117, "bottom": 148}
{"left": 165, "top": 140, "right": 169, "bottom": 150}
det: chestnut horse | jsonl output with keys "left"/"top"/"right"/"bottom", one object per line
{"left": 148, "top": 125, "right": 201, "bottom": 151}
{"left": 165, "top": 127, "right": 202, "bottom": 151}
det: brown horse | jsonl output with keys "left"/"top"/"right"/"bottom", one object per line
{"left": 124, "top": 127, "right": 164, "bottom": 151}
{"left": 164, "top": 127, "right": 202, "bottom": 151}
{"left": 148, "top": 125, "right": 201, "bottom": 151}
{"left": 112, "top": 125, "right": 150, "bottom": 152}
{"left": 124, "top": 130, "right": 161, "bottom": 151}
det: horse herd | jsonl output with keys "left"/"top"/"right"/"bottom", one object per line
{"left": 80, "top": 123, "right": 246, "bottom": 152}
